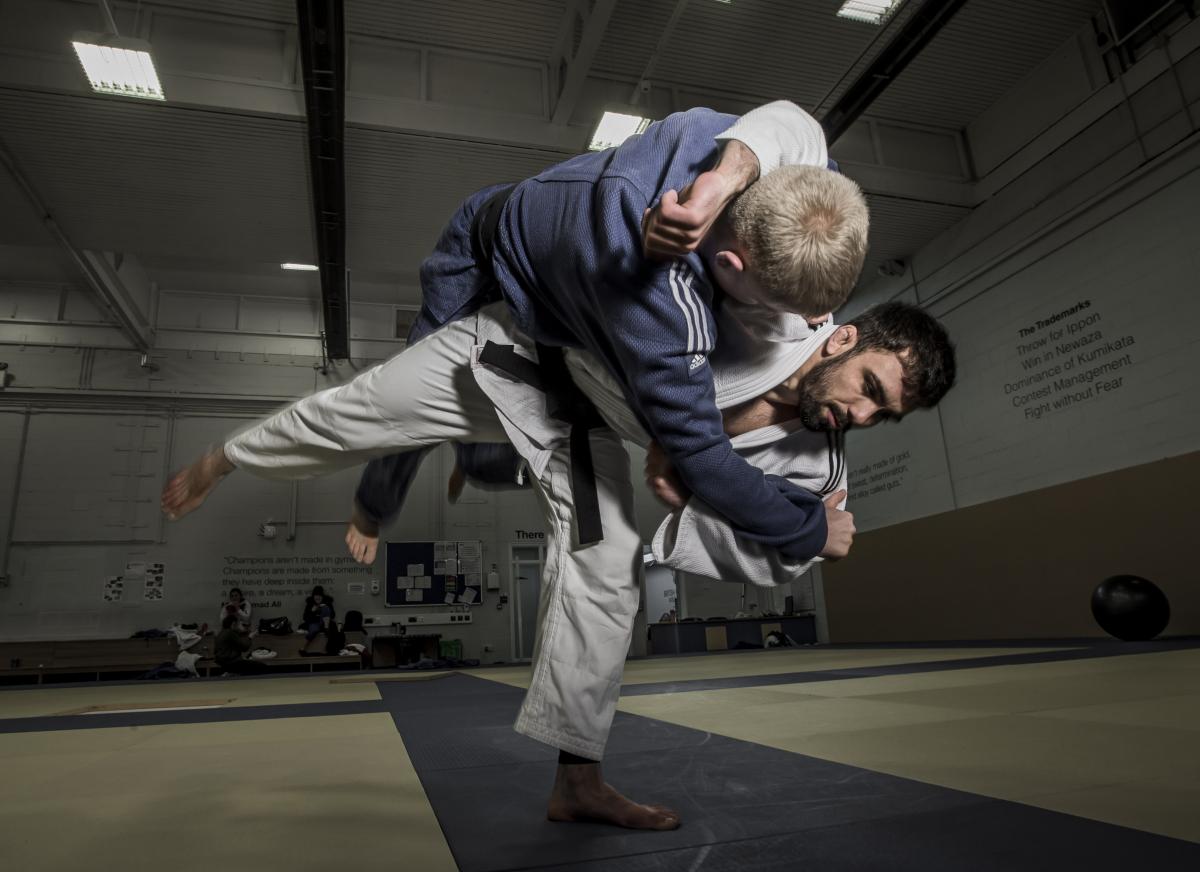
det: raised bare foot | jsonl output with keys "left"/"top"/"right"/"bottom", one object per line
{"left": 546, "top": 762, "right": 680, "bottom": 830}
{"left": 447, "top": 460, "right": 466, "bottom": 504}
{"left": 345, "top": 503, "right": 380, "bottom": 565}
{"left": 161, "top": 447, "right": 235, "bottom": 521}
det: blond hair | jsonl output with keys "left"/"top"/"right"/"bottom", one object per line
{"left": 726, "top": 165, "right": 869, "bottom": 314}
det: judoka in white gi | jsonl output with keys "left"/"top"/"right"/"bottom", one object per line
{"left": 161, "top": 298, "right": 955, "bottom": 829}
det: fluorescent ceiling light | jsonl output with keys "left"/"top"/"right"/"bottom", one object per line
{"left": 588, "top": 111, "right": 652, "bottom": 152}
{"left": 281, "top": 263, "right": 319, "bottom": 271}
{"left": 72, "top": 32, "right": 165, "bottom": 100}
{"left": 837, "top": 0, "right": 904, "bottom": 25}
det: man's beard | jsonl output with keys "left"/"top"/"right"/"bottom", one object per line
{"left": 794, "top": 356, "right": 848, "bottom": 432}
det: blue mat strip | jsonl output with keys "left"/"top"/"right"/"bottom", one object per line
{"left": 622, "top": 638, "right": 1200, "bottom": 696}
{"left": 5, "top": 639, "right": 1196, "bottom": 735}
{"left": 0, "top": 699, "right": 387, "bottom": 734}
{"left": 378, "top": 673, "right": 1200, "bottom": 872}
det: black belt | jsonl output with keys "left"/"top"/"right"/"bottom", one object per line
{"left": 470, "top": 184, "right": 517, "bottom": 281}
{"left": 469, "top": 184, "right": 606, "bottom": 546}
{"left": 478, "top": 341, "right": 607, "bottom": 546}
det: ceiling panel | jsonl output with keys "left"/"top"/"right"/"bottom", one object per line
{"left": 0, "top": 162, "right": 57, "bottom": 246}
{"left": 346, "top": 126, "right": 565, "bottom": 276}
{"left": 347, "top": 0, "right": 567, "bottom": 61}
{"left": 859, "top": 193, "right": 970, "bottom": 284}
{"left": 155, "top": 0, "right": 568, "bottom": 62}
{"left": 867, "top": 0, "right": 1102, "bottom": 128}
{"left": 591, "top": 0, "right": 1100, "bottom": 135}
{"left": 146, "top": 0, "right": 299, "bottom": 26}
{"left": 593, "top": 0, "right": 925, "bottom": 111}
{"left": 0, "top": 90, "right": 312, "bottom": 263}
{"left": 590, "top": 0, "right": 681, "bottom": 85}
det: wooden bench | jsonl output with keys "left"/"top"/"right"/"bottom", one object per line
{"left": 0, "top": 635, "right": 365, "bottom": 683}
{"left": 0, "top": 638, "right": 179, "bottom": 684}
{"left": 198, "top": 652, "right": 365, "bottom": 676}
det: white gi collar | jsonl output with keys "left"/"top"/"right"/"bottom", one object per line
{"left": 712, "top": 317, "right": 838, "bottom": 409}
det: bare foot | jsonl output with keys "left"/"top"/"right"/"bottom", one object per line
{"left": 161, "top": 447, "right": 234, "bottom": 521}
{"left": 447, "top": 460, "right": 466, "bottom": 504}
{"left": 345, "top": 504, "right": 380, "bottom": 565}
{"left": 546, "top": 762, "right": 680, "bottom": 830}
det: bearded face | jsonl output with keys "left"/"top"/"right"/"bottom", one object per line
{"left": 794, "top": 355, "right": 850, "bottom": 432}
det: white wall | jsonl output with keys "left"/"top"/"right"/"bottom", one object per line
{"left": 0, "top": 337, "right": 816, "bottom": 653}
{"left": 842, "top": 19, "right": 1200, "bottom": 533}
{"left": 0, "top": 326, "right": 555, "bottom": 658}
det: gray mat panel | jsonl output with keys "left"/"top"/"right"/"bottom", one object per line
{"left": 417, "top": 739, "right": 991, "bottom": 870}
{"left": 533, "top": 802, "right": 1200, "bottom": 871}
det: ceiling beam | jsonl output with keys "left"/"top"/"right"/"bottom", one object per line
{"left": 550, "top": 0, "right": 619, "bottom": 125}
{"left": 628, "top": 0, "right": 691, "bottom": 105}
{"left": 296, "top": 0, "right": 349, "bottom": 360}
{"left": 0, "top": 139, "right": 153, "bottom": 352}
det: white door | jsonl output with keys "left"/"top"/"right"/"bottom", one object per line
{"left": 509, "top": 542, "right": 547, "bottom": 661}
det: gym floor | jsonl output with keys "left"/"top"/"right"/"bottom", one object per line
{"left": 3, "top": 641, "right": 1199, "bottom": 871}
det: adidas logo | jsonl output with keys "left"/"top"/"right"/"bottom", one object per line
{"left": 688, "top": 353, "right": 706, "bottom": 371}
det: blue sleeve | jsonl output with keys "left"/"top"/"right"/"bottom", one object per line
{"left": 456, "top": 443, "right": 527, "bottom": 487}
{"left": 354, "top": 450, "right": 431, "bottom": 524}
{"left": 590, "top": 178, "right": 827, "bottom": 560}
{"left": 353, "top": 302, "right": 443, "bottom": 525}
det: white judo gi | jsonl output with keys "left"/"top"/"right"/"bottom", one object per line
{"left": 224, "top": 302, "right": 847, "bottom": 758}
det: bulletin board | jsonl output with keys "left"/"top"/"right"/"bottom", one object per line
{"left": 384, "top": 540, "right": 483, "bottom": 607}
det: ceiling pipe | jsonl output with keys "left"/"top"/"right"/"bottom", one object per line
{"left": 296, "top": 0, "right": 350, "bottom": 360}
{"left": 820, "top": 0, "right": 973, "bottom": 146}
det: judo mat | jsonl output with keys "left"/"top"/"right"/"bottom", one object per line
{"left": 3, "top": 640, "right": 1199, "bottom": 871}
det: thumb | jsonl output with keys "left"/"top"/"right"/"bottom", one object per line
{"left": 660, "top": 189, "right": 679, "bottom": 209}
{"left": 823, "top": 489, "right": 847, "bottom": 508}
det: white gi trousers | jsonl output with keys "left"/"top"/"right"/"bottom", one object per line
{"left": 224, "top": 306, "right": 641, "bottom": 759}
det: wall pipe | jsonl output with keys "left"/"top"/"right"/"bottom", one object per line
{"left": 0, "top": 408, "right": 31, "bottom": 582}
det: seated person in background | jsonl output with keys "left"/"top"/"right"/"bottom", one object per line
{"left": 301, "top": 585, "right": 335, "bottom": 641}
{"left": 219, "top": 586, "right": 251, "bottom": 628}
{"left": 213, "top": 615, "right": 266, "bottom": 675}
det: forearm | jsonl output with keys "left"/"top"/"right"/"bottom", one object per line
{"left": 667, "top": 445, "right": 828, "bottom": 560}
{"left": 652, "top": 495, "right": 817, "bottom": 584}
{"left": 708, "top": 139, "right": 761, "bottom": 204}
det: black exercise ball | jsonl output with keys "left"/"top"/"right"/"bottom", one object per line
{"left": 1090, "top": 575, "right": 1170, "bottom": 641}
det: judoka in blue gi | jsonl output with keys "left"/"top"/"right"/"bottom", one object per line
{"left": 341, "top": 100, "right": 865, "bottom": 563}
